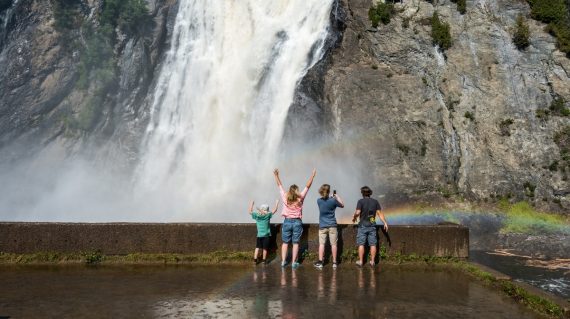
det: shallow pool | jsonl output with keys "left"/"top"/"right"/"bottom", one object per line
{"left": 0, "top": 264, "right": 540, "bottom": 318}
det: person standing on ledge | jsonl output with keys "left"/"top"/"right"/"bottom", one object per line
{"left": 274, "top": 168, "right": 316, "bottom": 269}
{"left": 352, "top": 186, "right": 388, "bottom": 267}
{"left": 314, "top": 184, "right": 344, "bottom": 269}
{"left": 249, "top": 199, "right": 279, "bottom": 265}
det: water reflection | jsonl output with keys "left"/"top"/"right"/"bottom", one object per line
{"left": 0, "top": 265, "right": 540, "bottom": 318}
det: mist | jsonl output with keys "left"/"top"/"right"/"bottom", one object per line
{"left": 0, "top": 0, "right": 372, "bottom": 223}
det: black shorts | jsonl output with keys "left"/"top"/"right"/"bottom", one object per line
{"left": 256, "top": 236, "right": 270, "bottom": 249}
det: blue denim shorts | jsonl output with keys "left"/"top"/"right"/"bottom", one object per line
{"left": 282, "top": 218, "right": 303, "bottom": 243}
{"left": 356, "top": 226, "right": 377, "bottom": 246}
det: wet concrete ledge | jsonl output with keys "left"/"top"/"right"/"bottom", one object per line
{"left": 0, "top": 223, "right": 469, "bottom": 258}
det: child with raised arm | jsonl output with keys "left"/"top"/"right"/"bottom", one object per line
{"left": 249, "top": 199, "right": 279, "bottom": 265}
{"left": 274, "top": 168, "right": 316, "bottom": 269}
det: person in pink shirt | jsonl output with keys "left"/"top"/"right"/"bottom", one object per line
{"left": 273, "top": 168, "right": 316, "bottom": 269}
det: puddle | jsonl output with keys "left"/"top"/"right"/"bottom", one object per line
{"left": 0, "top": 264, "right": 540, "bottom": 318}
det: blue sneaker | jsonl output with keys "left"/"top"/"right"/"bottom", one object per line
{"left": 281, "top": 261, "right": 287, "bottom": 268}
{"left": 291, "top": 262, "right": 300, "bottom": 269}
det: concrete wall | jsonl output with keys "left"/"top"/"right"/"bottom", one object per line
{"left": 0, "top": 223, "right": 469, "bottom": 258}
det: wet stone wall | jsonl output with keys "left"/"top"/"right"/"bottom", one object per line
{"left": 0, "top": 223, "right": 469, "bottom": 258}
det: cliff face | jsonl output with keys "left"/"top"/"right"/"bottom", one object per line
{"left": 323, "top": 0, "right": 570, "bottom": 211}
{"left": 0, "top": 0, "right": 177, "bottom": 162}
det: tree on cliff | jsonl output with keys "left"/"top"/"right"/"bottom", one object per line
{"left": 513, "top": 14, "right": 530, "bottom": 50}
{"left": 431, "top": 12, "right": 452, "bottom": 51}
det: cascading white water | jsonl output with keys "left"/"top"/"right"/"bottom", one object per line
{"left": 134, "top": 0, "right": 334, "bottom": 220}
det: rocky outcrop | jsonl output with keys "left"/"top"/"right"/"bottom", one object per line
{"left": 0, "top": 0, "right": 177, "bottom": 163}
{"left": 322, "top": 0, "right": 570, "bottom": 212}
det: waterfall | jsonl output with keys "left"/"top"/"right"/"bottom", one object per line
{"left": 134, "top": 0, "right": 334, "bottom": 219}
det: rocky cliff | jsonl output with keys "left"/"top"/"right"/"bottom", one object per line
{"left": 0, "top": 0, "right": 569, "bottom": 213}
{"left": 322, "top": 0, "right": 570, "bottom": 212}
{"left": 0, "top": 0, "right": 177, "bottom": 163}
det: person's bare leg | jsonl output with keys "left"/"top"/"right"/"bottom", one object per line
{"left": 358, "top": 245, "right": 365, "bottom": 264}
{"left": 292, "top": 243, "right": 299, "bottom": 263}
{"left": 281, "top": 243, "right": 289, "bottom": 263}
{"left": 262, "top": 249, "right": 268, "bottom": 260}
{"left": 254, "top": 248, "right": 259, "bottom": 260}
{"left": 318, "top": 244, "right": 325, "bottom": 262}
{"left": 370, "top": 245, "right": 377, "bottom": 265}
{"left": 332, "top": 245, "right": 338, "bottom": 263}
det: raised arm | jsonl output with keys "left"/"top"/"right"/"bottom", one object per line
{"left": 377, "top": 210, "right": 388, "bottom": 232}
{"left": 305, "top": 168, "right": 317, "bottom": 189}
{"left": 273, "top": 169, "right": 283, "bottom": 187}
{"left": 248, "top": 200, "right": 254, "bottom": 214}
{"left": 334, "top": 193, "right": 345, "bottom": 208}
{"left": 272, "top": 199, "right": 279, "bottom": 214}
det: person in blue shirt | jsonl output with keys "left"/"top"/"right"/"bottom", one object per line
{"left": 249, "top": 199, "right": 279, "bottom": 265}
{"left": 314, "top": 184, "right": 344, "bottom": 269}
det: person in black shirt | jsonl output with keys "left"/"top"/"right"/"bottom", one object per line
{"left": 351, "top": 186, "right": 389, "bottom": 267}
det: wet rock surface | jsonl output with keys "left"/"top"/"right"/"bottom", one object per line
{"left": 0, "top": 0, "right": 177, "bottom": 163}
{"left": 321, "top": 0, "right": 570, "bottom": 212}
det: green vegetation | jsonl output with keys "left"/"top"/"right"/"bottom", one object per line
{"left": 437, "top": 186, "right": 455, "bottom": 198}
{"left": 500, "top": 201, "right": 570, "bottom": 234}
{"left": 82, "top": 250, "right": 104, "bottom": 264}
{"left": 462, "top": 111, "right": 473, "bottom": 121}
{"left": 501, "top": 281, "right": 565, "bottom": 317}
{"left": 431, "top": 12, "right": 452, "bottom": 50}
{"left": 396, "top": 143, "right": 410, "bottom": 156}
{"left": 66, "top": 0, "right": 151, "bottom": 130}
{"left": 99, "top": 0, "right": 152, "bottom": 37}
{"left": 420, "top": 140, "right": 427, "bottom": 156}
{"left": 549, "top": 96, "right": 570, "bottom": 116}
{"left": 548, "top": 161, "right": 558, "bottom": 171}
{"left": 368, "top": 1, "right": 395, "bottom": 27}
{"left": 77, "top": 30, "right": 115, "bottom": 90}
{"left": 523, "top": 181, "right": 536, "bottom": 198}
{"left": 527, "top": 0, "right": 567, "bottom": 23}
{"left": 78, "top": 0, "right": 151, "bottom": 88}
{"left": 0, "top": 0, "right": 12, "bottom": 12}
{"left": 527, "top": 0, "right": 570, "bottom": 56}
{"left": 554, "top": 126, "right": 570, "bottom": 172}
{"left": 536, "top": 108, "right": 550, "bottom": 119}
{"left": 446, "top": 97, "right": 460, "bottom": 111}
{"left": 0, "top": 251, "right": 253, "bottom": 265}
{"left": 51, "top": 0, "right": 83, "bottom": 31}
{"left": 450, "top": 0, "right": 466, "bottom": 15}
{"left": 499, "top": 118, "right": 514, "bottom": 136}
{"left": 513, "top": 14, "right": 530, "bottom": 50}
{"left": 535, "top": 97, "right": 569, "bottom": 120}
